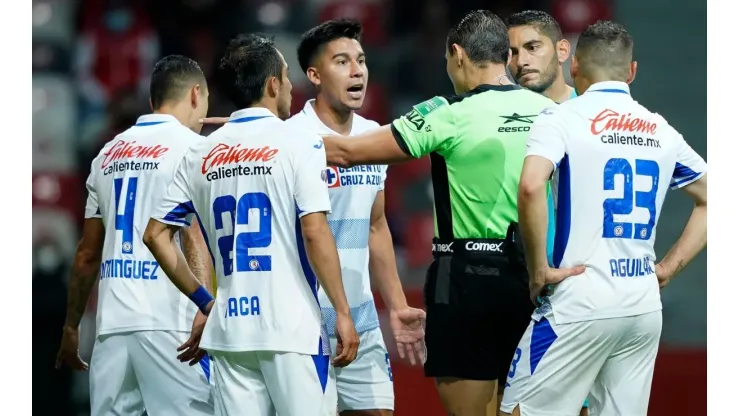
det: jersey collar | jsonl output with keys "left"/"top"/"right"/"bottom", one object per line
{"left": 301, "top": 99, "right": 360, "bottom": 136}
{"left": 229, "top": 107, "right": 276, "bottom": 123}
{"left": 584, "top": 81, "right": 631, "bottom": 95}
{"left": 134, "top": 113, "right": 178, "bottom": 126}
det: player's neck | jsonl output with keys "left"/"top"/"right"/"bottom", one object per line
{"left": 465, "top": 64, "right": 513, "bottom": 91}
{"left": 543, "top": 72, "right": 575, "bottom": 103}
{"left": 313, "top": 96, "right": 353, "bottom": 136}
{"left": 153, "top": 103, "right": 192, "bottom": 130}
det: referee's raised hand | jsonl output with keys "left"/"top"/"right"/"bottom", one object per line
{"left": 529, "top": 265, "right": 586, "bottom": 305}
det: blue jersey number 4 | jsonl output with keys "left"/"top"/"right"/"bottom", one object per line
{"left": 114, "top": 177, "right": 138, "bottom": 254}
{"left": 602, "top": 158, "right": 659, "bottom": 240}
{"left": 213, "top": 192, "right": 273, "bottom": 275}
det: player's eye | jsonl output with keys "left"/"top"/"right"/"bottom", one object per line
{"left": 338, "top": 60, "right": 347, "bottom": 65}
{"left": 358, "top": 58, "right": 366, "bottom": 65}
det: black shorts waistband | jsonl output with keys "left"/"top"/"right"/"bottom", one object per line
{"left": 432, "top": 238, "right": 509, "bottom": 257}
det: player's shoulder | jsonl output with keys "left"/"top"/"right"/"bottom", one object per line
{"left": 351, "top": 112, "right": 381, "bottom": 132}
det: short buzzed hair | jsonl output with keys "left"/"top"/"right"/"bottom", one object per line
{"left": 447, "top": 10, "right": 510, "bottom": 65}
{"left": 505, "top": 10, "right": 564, "bottom": 43}
{"left": 150, "top": 55, "right": 206, "bottom": 109}
{"left": 575, "top": 20, "right": 633, "bottom": 79}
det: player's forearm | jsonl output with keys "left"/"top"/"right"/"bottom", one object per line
{"left": 659, "top": 204, "right": 707, "bottom": 279}
{"left": 302, "top": 223, "right": 351, "bottom": 315}
{"left": 369, "top": 218, "right": 407, "bottom": 311}
{"left": 180, "top": 220, "right": 213, "bottom": 293}
{"left": 144, "top": 221, "right": 203, "bottom": 297}
{"left": 64, "top": 252, "right": 101, "bottom": 328}
{"left": 518, "top": 180, "right": 550, "bottom": 277}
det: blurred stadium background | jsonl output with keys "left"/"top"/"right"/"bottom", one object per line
{"left": 31, "top": 0, "right": 706, "bottom": 414}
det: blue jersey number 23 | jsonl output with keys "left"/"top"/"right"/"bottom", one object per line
{"left": 602, "top": 158, "right": 659, "bottom": 240}
{"left": 212, "top": 192, "right": 272, "bottom": 275}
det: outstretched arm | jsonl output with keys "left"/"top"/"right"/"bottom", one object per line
{"left": 324, "top": 125, "right": 415, "bottom": 168}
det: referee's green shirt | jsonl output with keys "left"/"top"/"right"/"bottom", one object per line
{"left": 391, "top": 84, "right": 555, "bottom": 240}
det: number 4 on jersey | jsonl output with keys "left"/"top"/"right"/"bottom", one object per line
{"left": 114, "top": 177, "right": 138, "bottom": 254}
{"left": 602, "top": 158, "right": 659, "bottom": 240}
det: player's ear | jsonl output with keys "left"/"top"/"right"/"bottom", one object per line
{"left": 507, "top": 48, "right": 513, "bottom": 67}
{"left": 453, "top": 44, "right": 464, "bottom": 67}
{"left": 556, "top": 39, "right": 571, "bottom": 64}
{"left": 148, "top": 97, "right": 154, "bottom": 112}
{"left": 266, "top": 76, "right": 279, "bottom": 98}
{"left": 190, "top": 84, "right": 201, "bottom": 109}
{"left": 627, "top": 61, "right": 637, "bottom": 85}
{"left": 306, "top": 67, "right": 320, "bottom": 88}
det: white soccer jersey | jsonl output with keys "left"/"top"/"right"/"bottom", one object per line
{"left": 151, "top": 108, "right": 333, "bottom": 355}
{"left": 84, "top": 114, "right": 203, "bottom": 335}
{"left": 529, "top": 81, "right": 707, "bottom": 324}
{"left": 286, "top": 100, "right": 387, "bottom": 336}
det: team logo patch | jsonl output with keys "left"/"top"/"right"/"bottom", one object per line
{"left": 326, "top": 166, "right": 340, "bottom": 188}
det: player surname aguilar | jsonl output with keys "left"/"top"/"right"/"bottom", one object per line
{"left": 143, "top": 34, "right": 359, "bottom": 416}
{"left": 501, "top": 21, "right": 707, "bottom": 416}
{"left": 55, "top": 55, "right": 215, "bottom": 416}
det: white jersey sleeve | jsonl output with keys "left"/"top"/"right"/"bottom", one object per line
{"left": 84, "top": 166, "right": 102, "bottom": 219}
{"left": 152, "top": 158, "right": 196, "bottom": 226}
{"left": 670, "top": 133, "right": 707, "bottom": 189}
{"left": 295, "top": 137, "right": 332, "bottom": 217}
{"left": 526, "top": 107, "right": 568, "bottom": 168}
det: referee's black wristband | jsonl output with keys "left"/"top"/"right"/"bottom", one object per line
{"left": 189, "top": 286, "right": 213, "bottom": 314}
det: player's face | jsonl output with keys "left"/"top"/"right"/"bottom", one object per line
{"left": 314, "top": 37, "right": 367, "bottom": 111}
{"left": 276, "top": 51, "right": 293, "bottom": 120}
{"left": 508, "top": 26, "right": 560, "bottom": 93}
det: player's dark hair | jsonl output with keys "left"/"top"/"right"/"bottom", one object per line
{"left": 218, "top": 33, "right": 284, "bottom": 109}
{"left": 575, "top": 20, "right": 633, "bottom": 80}
{"left": 149, "top": 55, "right": 206, "bottom": 110}
{"left": 505, "top": 10, "right": 564, "bottom": 43}
{"left": 297, "top": 19, "right": 363, "bottom": 74}
{"left": 447, "top": 10, "right": 510, "bottom": 65}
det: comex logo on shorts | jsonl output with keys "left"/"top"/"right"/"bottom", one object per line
{"left": 432, "top": 241, "right": 504, "bottom": 253}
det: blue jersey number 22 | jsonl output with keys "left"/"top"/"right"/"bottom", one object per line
{"left": 213, "top": 192, "right": 272, "bottom": 275}
{"left": 113, "top": 177, "right": 138, "bottom": 254}
{"left": 603, "top": 158, "right": 659, "bottom": 240}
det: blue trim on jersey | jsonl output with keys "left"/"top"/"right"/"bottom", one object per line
{"left": 199, "top": 355, "right": 211, "bottom": 382}
{"left": 671, "top": 162, "right": 701, "bottom": 188}
{"left": 311, "top": 338, "right": 330, "bottom": 393}
{"left": 553, "top": 156, "right": 571, "bottom": 267}
{"left": 569, "top": 89, "right": 578, "bottom": 100}
{"left": 589, "top": 88, "right": 629, "bottom": 94}
{"left": 530, "top": 318, "right": 558, "bottom": 375}
{"left": 163, "top": 201, "right": 196, "bottom": 225}
{"left": 229, "top": 116, "right": 270, "bottom": 124}
{"left": 583, "top": 399, "right": 589, "bottom": 408}
{"left": 134, "top": 121, "right": 167, "bottom": 127}
{"left": 295, "top": 215, "right": 319, "bottom": 302}
{"left": 546, "top": 187, "right": 556, "bottom": 265}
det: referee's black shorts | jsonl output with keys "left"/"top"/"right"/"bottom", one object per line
{"left": 422, "top": 225, "right": 534, "bottom": 384}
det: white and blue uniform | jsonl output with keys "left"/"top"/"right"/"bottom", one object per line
{"left": 501, "top": 82, "right": 707, "bottom": 416}
{"left": 151, "top": 108, "right": 337, "bottom": 416}
{"left": 84, "top": 114, "right": 213, "bottom": 416}
{"left": 286, "top": 100, "right": 394, "bottom": 412}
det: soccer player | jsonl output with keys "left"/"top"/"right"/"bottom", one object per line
{"left": 142, "top": 34, "right": 360, "bottom": 416}
{"left": 501, "top": 21, "right": 707, "bottom": 416}
{"left": 505, "top": 11, "right": 589, "bottom": 415}
{"left": 321, "top": 10, "right": 582, "bottom": 416}
{"left": 286, "top": 19, "right": 426, "bottom": 416}
{"left": 506, "top": 10, "right": 576, "bottom": 104}
{"left": 55, "top": 55, "right": 215, "bottom": 415}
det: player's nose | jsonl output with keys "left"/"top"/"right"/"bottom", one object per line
{"left": 350, "top": 61, "right": 365, "bottom": 78}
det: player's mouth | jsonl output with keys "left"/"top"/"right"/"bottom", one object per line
{"left": 517, "top": 71, "right": 539, "bottom": 82}
{"left": 346, "top": 84, "right": 365, "bottom": 100}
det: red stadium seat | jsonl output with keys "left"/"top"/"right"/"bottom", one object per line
{"left": 550, "top": 0, "right": 613, "bottom": 34}
{"left": 32, "top": 173, "right": 84, "bottom": 225}
{"left": 318, "top": 0, "right": 388, "bottom": 47}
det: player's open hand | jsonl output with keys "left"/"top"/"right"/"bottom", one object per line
{"left": 177, "top": 308, "right": 210, "bottom": 366}
{"left": 198, "top": 117, "right": 229, "bottom": 125}
{"left": 390, "top": 307, "right": 426, "bottom": 366}
{"left": 529, "top": 265, "right": 586, "bottom": 305}
{"left": 55, "top": 326, "right": 89, "bottom": 371}
{"left": 333, "top": 312, "right": 359, "bottom": 367}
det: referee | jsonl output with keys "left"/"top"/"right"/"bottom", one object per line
{"left": 323, "top": 10, "right": 580, "bottom": 415}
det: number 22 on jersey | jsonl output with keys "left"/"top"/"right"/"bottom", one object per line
{"left": 602, "top": 158, "right": 659, "bottom": 240}
{"left": 213, "top": 192, "right": 273, "bottom": 275}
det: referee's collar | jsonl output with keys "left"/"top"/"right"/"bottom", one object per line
{"left": 134, "top": 113, "right": 178, "bottom": 126}
{"left": 585, "top": 81, "right": 631, "bottom": 95}
{"left": 229, "top": 107, "right": 276, "bottom": 123}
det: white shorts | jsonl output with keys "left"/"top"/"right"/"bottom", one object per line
{"left": 329, "top": 327, "right": 394, "bottom": 412}
{"left": 90, "top": 330, "right": 213, "bottom": 416}
{"left": 211, "top": 348, "right": 336, "bottom": 416}
{"left": 501, "top": 310, "right": 662, "bottom": 416}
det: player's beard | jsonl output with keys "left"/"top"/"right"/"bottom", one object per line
{"left": 521, "top": 53, "right": 560, "bottom": 94}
